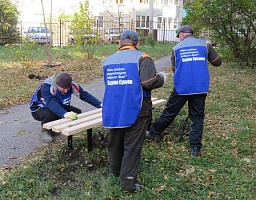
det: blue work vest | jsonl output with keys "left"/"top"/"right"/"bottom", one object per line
{"left": 102, "top": 49, "right": 144, "bottom": 128}
{"left": 173, "top": 37, "right": 209, "bottom": 95}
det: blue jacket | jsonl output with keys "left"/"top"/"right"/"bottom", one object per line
{"left": 173, "top": 36, "right": 209, "bottom": 95}
{"left": 30, "top": 75, "right": 101, "bottom": 118}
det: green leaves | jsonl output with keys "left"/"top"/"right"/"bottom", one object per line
{"left": 183, "top": 0, "right": 256, "bottom": 68}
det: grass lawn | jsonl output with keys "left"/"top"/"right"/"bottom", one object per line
{"left": 0, "top": 43, "right": 255, "bottom": 199}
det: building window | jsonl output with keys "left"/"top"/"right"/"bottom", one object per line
{"left": 114, "top": 17, "right": 125, "bottom": 24}
{"left": 174, "top": 0, "right": 178, "bottom": 5}
{"left": 174, "top": 17, "right": 178, "bottom": 29}
{"left": 136, "top": 15, "right": 140, "bottom": 28}
{"left": 141, "top": 16, "right": 146, "bottom": 27}
{"left": 157, "top": 16, "right": 167, "bottom": 29}
{"left": 176, "top": 6, "right": 180, "bottom": 17}
{"left": 157, "top": 17, "right": 162, "bottom": 29}
{"left": 167, "top": 17, "right": 172, "bottom": 29}
{"left": 94, "top": 16, "right": 103, "bottom": 28}
{"left": 140, "top": 0, "right": 149, "bottom": 3}
{"left": 116, "top": 0, "right": 123, "bottom": 3}
{"left": 136, "top": 15, "right": 149, "bottom": 28}
{"left": 146, "top": 16, "right": 149, "bottom": 28}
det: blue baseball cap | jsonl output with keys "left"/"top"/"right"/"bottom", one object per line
{"left": 120, "top": 30, "right": 138, "bottom": 42}
{"left": 176, "top": 25, "right": 193, "bottom": 37}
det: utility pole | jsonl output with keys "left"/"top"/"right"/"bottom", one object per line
{"left": 149, "top": 0, "right": 153, "bottom": 34}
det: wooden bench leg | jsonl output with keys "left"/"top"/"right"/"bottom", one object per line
{"left": 68, "top": 135, "right": 73, "bottom": 149}
{"left": 87, "top": 128, "right": 93, "bottom": 152}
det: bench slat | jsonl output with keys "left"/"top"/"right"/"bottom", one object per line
{"left": 62, "top": 118, "right": 102, "bottom": 136}
{"left": 52, "top": 112, "right": 102, "bottom": 132}
{"left": 43, "top": 108, "right": 102, "bottom": 129}
{"left": 152, "top": 99, "right": 167, "bottom": 107}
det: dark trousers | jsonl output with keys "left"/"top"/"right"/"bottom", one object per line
{"left": 150, "top": 89, "right": 207, "bottom": 148}
{"left": 31, "top": 106, "right": 82, "bottom": 126}
{"left": 108, "top": 116, "right": 148, "bottom": 192}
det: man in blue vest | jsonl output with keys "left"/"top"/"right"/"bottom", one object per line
{"left": 30, "top": 72, "right": 102, "bottom": 143}
{"left": 146, "top": 25, "right": 222, "bottom": 157}
{"left": 102, "top": 30, "right": 167, "bottom": 192}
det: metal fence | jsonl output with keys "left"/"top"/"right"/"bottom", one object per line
{"left": 13, "top": 20, "right": 183, "bottom": 47}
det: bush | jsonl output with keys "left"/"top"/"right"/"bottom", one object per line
{"left": 146, "top": 33, "right": 156, "bottom": 48}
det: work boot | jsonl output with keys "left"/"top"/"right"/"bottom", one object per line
{"left": 40, "top": 128, "right": 53, "bottom": 143}
{"left": 145, "top": 131, "right": 163, "bottom": 142}
{"left": 121, "top": 178, "right": 141, "bottom": 193}
{"left": 191, "top": 147, "right": 202, "bottom": 157}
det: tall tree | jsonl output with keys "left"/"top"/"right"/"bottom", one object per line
{"left": 41, "top": 0, "right": 52, "bottom": 64}
{"left": 70, "top": 0, "right": 96, "bottom": 59}
{"left": 183, "top": 0, "right": 256, "bottom": 68}
{"left": 0, "top": 0, "right": 19, "bottom": 45}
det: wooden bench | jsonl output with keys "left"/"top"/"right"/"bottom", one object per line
{"left": 43, "top": 98, "right": 167, "bottom": 151}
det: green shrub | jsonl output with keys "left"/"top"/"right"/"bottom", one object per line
{"left": 146, "top": 33, "right": 156, "bottom": 48}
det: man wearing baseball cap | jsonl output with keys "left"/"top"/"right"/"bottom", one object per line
{"left": 30, "top": 72, "right": 102, "bottom": 143}
{"left": 101, "top": 30, "right": 166, "bottom": 192}
{"left": 176, "top": 24, "right": 194, "bottom": 37}
{"left": 146, "top": 25, "right": 222, "bottom": 157}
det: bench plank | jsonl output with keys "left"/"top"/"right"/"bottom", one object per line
{"left": 52, "top": 112, "right": 102, "bottom": 132}
{"left": 152, "top": 99, "right": 167, "bottom": 107}
{"left": 62, "top": 118, "right": 102, "bottom": 136}
{"left": 43, "top": 108, "right": 102, "bottom": 129}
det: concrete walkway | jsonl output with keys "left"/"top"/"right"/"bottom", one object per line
{"left": 0, "top": 56, "right": 171, "bottom": 168}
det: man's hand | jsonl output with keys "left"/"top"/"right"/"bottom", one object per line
{"left": 158, "top": 71, "right": 169, "bottom": 83}
{"left": 64, "top": 111, "right": 78, "bottom": 120}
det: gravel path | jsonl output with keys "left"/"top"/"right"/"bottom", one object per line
{"left": 0, "top": 56, "right": 171, "bottom": 168}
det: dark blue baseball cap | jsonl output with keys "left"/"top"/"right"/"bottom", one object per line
{"left": 176, "top": 25, "right": 193, "bottom": 37}
{"left": 120, "top": 30, "right": 138, "bottom": 42}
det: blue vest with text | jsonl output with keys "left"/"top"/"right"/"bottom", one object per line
{"left": 102, "top": 49, "right": 144, "bottom": 128}
{"left": 173, "top": 37, "right": 209, "bottom": 95}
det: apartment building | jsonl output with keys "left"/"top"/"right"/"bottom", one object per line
{"left": 89, "top": 0, "right": 183, "bottom": 42}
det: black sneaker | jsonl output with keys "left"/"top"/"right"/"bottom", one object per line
{"left": 145, "top": 131, "right": 163, "bottom": 142}
{"left": 123, "top": 182, "right": 141, "bottom": 193}
{"left": 191, "top": 147, "right": 202, "bottom": 157}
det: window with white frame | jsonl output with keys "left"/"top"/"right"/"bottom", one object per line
{"left": 167, "top": 17, "right": 173, "bottom": 29}
{"left": 94, "top": 16, "right": 103, "bottom": 28}
{"left": 157, "top": 16, "right": 167, "bottom": 29}
{"left": 174, "top": 0, "right": 179, "bottom": 5}
{"left": 174, "top": 17, "right": 178, "bottom": 29}
{"left": 116, "top": 0, "right": 123, "bottom": 4}
{"left": 114, "top": 17, "right": 125, "bottom": 24}
{"left": 157, "top": 17, "right": 162, "bottom": 29}
{"left": 176, "top": 6, "right": 180, "bottom": 17}
{"left": 136, "top": 15, "right": 140, "bottom": 28}
{"left": 136, "top": 15, "right": 149, "bottom": 28}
